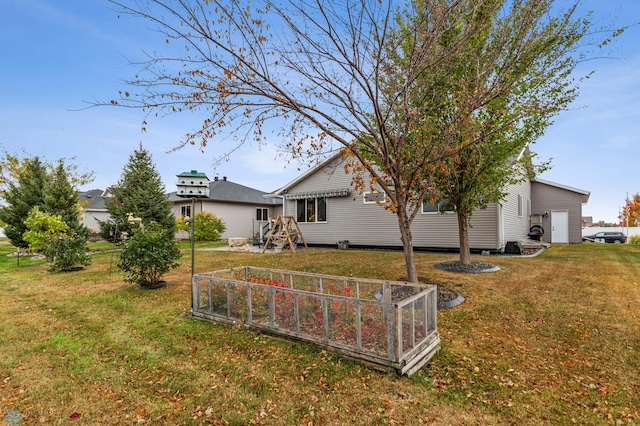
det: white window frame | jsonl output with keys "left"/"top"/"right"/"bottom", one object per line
{"left": 181, "top": 205, "right": 191, "bottom": 218}
{"left": 421, "top": 199, "right": 453, "bottom": 214}
{"left": 256, "top": 208, "right": 269, "bottom": 221}
{"left": 296, "top": 197, "right": 327, "bottom": 223}
{"left": 363, "top": 191, "right": 386, "bottom": 204}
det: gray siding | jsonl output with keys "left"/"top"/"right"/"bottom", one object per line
{"left": 500, "top": 179, "right": 532, "bottom": 244}
{"left": 531, "top": 182, "right": 584, "bottom": 244}
{"left": 283, "top": 157, "right": 501, "bottom": 250}
{"left": 82, "top": 210, "right": 110, "bottom": 234}
{"left": 172, "top": 201, "right": 279, "bottom": 240}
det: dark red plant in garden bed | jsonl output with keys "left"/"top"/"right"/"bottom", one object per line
{"left": 246, "top": 275, "right": 388, "bottom": 356}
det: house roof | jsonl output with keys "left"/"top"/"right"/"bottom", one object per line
{"left": 532, "top": 178, "right": 591, "bottom": 203}
{"left": 177, "top": 170, "right": 210, "bottom": 179}
{"left": 168, "top": 178, "right": 279, "bottom": 206}
{"left": 79, "top": 189, "right": 107, "bottom": 211}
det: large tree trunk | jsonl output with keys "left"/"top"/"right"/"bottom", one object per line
{"left": 397, "top": 210, "right": 418, "bottom": 283}
{"left": 457, "top": 212, "right": 471, "bottom": 265}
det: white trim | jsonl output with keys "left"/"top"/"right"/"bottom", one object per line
{"left": 273, "top": 151, "right": 343, "bottom": 195}
{"left": 363, "top": 191, "right": 386, "bottom": 204}
{"left": 421, "top": 199, "right": 454, "bottom": 214}
{"left": 517, "top": 194, "right": 523, "bottom": 217}
{"left": 551, "top": 210, "right": 570, "bottom": 244}
{"left": 295, "top": 197, "right": 328, "bottom": 223}
{"left": 497, "top": 203, "right": 504, "bottom": 250}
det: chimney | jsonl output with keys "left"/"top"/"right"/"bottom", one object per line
{"left": 214, "top": 176, "right": 218, "bottom": 181}
{"left": 223, "top": 176, "right": 227, "bottom": 181}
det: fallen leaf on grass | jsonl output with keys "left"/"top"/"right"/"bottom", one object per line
{"left": 69, "top": 412, "right": 81, "bottom": 420}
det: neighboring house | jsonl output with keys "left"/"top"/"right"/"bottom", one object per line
{"left": 269, "top": 153, "right": 590, "bottom": 251}
{"left": 168, "top": 176, "right": 282, "bottom": 240}
{"left": 78, "top": 179, "right": 279, "bottom": 241}
{"left": 78, "top": 188, "right": 113, "bottom": 234}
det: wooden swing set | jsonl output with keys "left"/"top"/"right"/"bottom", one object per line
{"left": 261, "top": 215, "right": 308, "bottom": 253}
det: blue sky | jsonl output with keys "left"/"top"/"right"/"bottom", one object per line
{"left": 0, "top": 0, "right": 638, "bottom": 223}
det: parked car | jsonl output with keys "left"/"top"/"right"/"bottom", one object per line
{"left": 582, "top": 231, "right": 627, "bottom": 244}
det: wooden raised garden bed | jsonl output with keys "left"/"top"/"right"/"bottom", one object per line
{"left": 191, "top": 266, "right": 440, "bottom": 376}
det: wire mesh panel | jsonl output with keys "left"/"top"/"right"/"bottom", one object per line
{"left": 297, "top": 293, "right": 325, "bottom": 341}
{"left": 359, "top": 303, "right": 388, "bottom": 358}
{"left": 191, "top": 267, "right": 440, "bottom": 376}
{"left": 249, "top": 285, "right": 270, "bottom": 326}
{"left": 327, "top": 298, "right": 357, "bottom": 349}
{"left": 209, "top": 279, "right": 228, "bottom": 317}
{"left": 273, "top": 287, "right": 296, "bottom": 331}
{"left": 195, "top": 278, "right": 210, "bottom": 311}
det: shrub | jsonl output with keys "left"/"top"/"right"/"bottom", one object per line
{"left": 23, "top": 207, "right": 68, "bottom": 253}
{"left": 628, "top": 235, "right": 640, "bottom": 245}
{"left": 23, "top": 207, "right": 91, "bottom": 272}
{"left": 177, "top": 211, "right": 226, "bottom": 241}
{"left": 44, "top": 230, "right": 92, "bottom": 272}
{"left": 118, "top": 221, "right": 181, "bottom": 288}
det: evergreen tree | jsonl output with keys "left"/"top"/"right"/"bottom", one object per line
{"left": 44, "top": 159, "right": 87, "bottom": 235}
{"left": 0, "top": 156, "right": 48, "bottom": 248}
{"left": 99, "top": 145, "right": 175, "bottom": 238}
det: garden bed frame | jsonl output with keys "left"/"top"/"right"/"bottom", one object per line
{"left": 191, "top": 266, "right": 440, "bottom": 376}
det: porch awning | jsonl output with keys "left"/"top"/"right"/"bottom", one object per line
{"left": 283, "top": 188, "right": 351, "bottom": 200}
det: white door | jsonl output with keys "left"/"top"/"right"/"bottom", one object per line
{"left": 551, "top": 211, "right": 569, "bottom": 244}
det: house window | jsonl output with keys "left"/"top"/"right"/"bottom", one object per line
{"left": 527, "top": 199, "right": 531, "bottom": 218}
{"left": 517, "top": 194, "right": 523, "bottom": 217}
{"left": 422, "top": 199, "right": 451, "bottom": 214}
{"left": 296, "top": 197, "right": 327, "bottom": 223}
{"left": 364, "top": 192, "right": 386, "bottom": 204}
{"left": 181, "top": 205, "right": 191, "bottom": 218}
{"left": 256, "top": 208, "right": 269, "bottom": 221}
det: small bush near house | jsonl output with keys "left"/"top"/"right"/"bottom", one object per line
{"left": 628, "top": 234, "right": 640, "bottom": 245}
{"left": 118, "top": 221, "right": 181, "bottom": 288}
{"left": 177, "top": 211, "right": 226, "bottom": 241}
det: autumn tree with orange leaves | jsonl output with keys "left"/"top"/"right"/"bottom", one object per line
{"left": 102, "top": 0, "right": 622, "bottom": 281}
{"left": 620, "top": 193, "right": 640, "bottom": 226}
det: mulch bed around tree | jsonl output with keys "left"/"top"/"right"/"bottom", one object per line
{"left": 435, "top": 285, "right": 464, "bottom": 309}
{"left": 395, "top": 276, "right": 466, "bottom": 310}
{"left": 433, "top": 260, "right": 500, "bottom": 274}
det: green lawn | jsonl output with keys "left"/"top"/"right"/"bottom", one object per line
{"left": 0, "top": 240, "right": 638, "bottom": 425}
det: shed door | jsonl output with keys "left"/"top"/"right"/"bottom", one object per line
{"left": 551, "top": 211, "right": 569, "bottom": 244}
